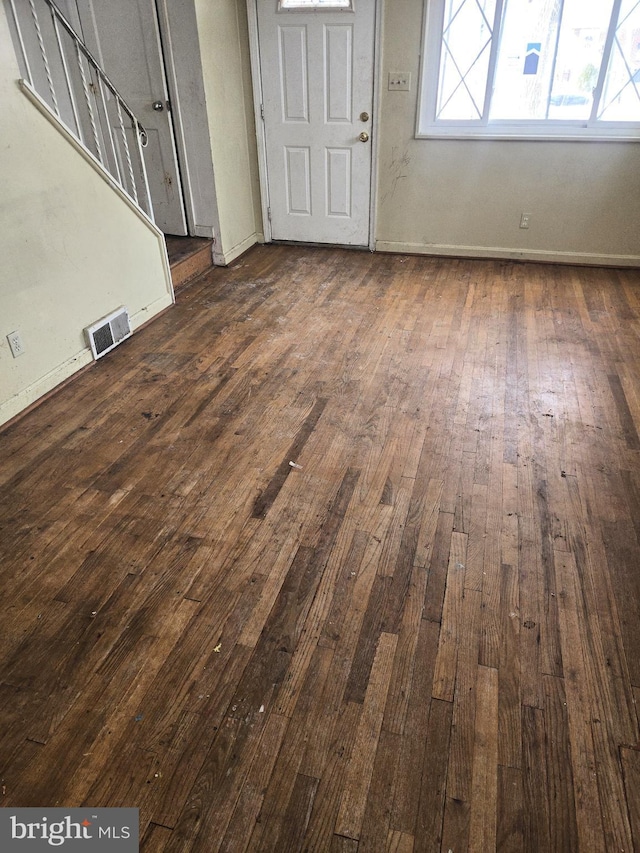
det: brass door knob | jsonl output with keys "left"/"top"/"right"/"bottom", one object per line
{"left": 359, "top": 131, "right": 370, "bottom": 142}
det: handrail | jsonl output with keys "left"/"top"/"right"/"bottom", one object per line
{"left": 45, "top": 1, "right": 148, "bottom": 144}
{"left": 6, "top": 0, "right": 154, "bottom": 219}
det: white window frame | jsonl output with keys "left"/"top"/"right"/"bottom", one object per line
{"left": 278, "top": 0, "right": 353, "bottom": 10}
{"left": 417, "top": 0, "right": 640, "bottom": 141}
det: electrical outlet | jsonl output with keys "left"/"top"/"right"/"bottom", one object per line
{"left": 7, "top": 330, "right": 25, "bottom": 358}
{"left": 388, "top": 72, "right": 411, "bottom": 91}
{"left": 520, "top": 213, "right": 531, "bottom": 229}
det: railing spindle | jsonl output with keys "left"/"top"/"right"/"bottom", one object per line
{"left": 116, "top": 98, "right": 139, "bottom": 204}
{"left": 98, "top": 77, "right": 122, "bottom": 186}
{"left": 75, "top": 42, "right": 104, "bottom": 164}
{"left": 28, "top": 0, "right": 59, "bottom": 115}
{"left": 50, "top": 10, "right": 81, "bottom": 138}
{"left": 8, "top": 0, "right": 33, "bottom": 84}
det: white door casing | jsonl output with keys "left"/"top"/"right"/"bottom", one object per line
{"left": 256, "top": 1, "right": 376, "bottom": 246}
{"left": 74, "top": 0, "right": 188, "bottom": 236}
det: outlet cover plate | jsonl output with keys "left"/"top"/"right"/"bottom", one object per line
{"left": 7, "top": 331, "right": 24, "bottom": 358}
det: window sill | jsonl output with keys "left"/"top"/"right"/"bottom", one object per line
{"left": 416, "top": 126, "right": 640, "bottom": 142}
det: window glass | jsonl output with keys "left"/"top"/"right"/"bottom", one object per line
{"left": 491, "top": 0, "right": 613, "bottom": 121}
{"left": 436, "top": 0, "right": 497, "bottom": 120}
{"left": 280, "top": 0, "right": 352, "bottom": 8}
{"left": 598, "top": 0, "right": 640, "bottom": 121}
{"left": 419, "top": 0, "right": 640, "bottom": 138}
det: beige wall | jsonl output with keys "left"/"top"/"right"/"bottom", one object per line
{"left": 0, "top": 6, "right": 173, "bottom": 427}
{"left": 375, "top": 0, "right": 640, "bottom": 265}
{"left": 194, "top": 0, "right": 262, "bottom": 265}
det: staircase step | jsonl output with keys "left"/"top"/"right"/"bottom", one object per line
{"left": 166, "top": 236, "right": 213, "bottom": 291}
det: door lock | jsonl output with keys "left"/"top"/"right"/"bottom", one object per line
{"left": 358, "top": 131, "right": 370, "bottom": 142}
{"left": 152, "top": 100, "right": 165, "bottom": 111}
{"left": 359, "top": 111, "right": 370, "bottom": 122}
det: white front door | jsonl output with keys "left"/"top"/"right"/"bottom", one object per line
{"left": 256, "top": 1, "right": 375, "bottom": 246}
{"left": 74, "top": 0, "right": 188, "bottom": 235}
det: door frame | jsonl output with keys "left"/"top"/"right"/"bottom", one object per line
{"left": 246, "top": 0, "right": 384, "bottom": 251}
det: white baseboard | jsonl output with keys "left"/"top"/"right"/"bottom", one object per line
{"left": 214, "top": 233, "right": 259, "bottom": 266}
{"left": 375, "top": 240, "right": 640, "bottom": 268}
{"left": 0, "top": 292, "right": 174, "bottom": 429}
{"left": 130, "top": 293, "right": 175, "bottom": 331}
{"left": 0, "top": 349, "right": 94, "bottom": 428}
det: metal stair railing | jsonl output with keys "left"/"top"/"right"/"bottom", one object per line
{"left": 6, "top": 0, "right": 154, "bottom": 220}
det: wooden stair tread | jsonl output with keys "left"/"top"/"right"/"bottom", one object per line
{"left": 165, "top": 235, "right": 213, "bottom": 290}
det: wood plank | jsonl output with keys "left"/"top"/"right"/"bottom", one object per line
{"left": 218, "top": 713, "right": 290, "bottom": 852}
{"left": 601, "top": 519, "right": 640, "bottom": 688}
{"left": 343, "top": 574, "right": 393, "bottom": 706}
{"left": 463, "top": 482, "right": 487, "bottom": 592}
{"left": 521, "top": 703, "right": 551, "bottom": 852}
{"left": 497, "top": 765, "right": 524, "bottom": 853}
{"left": 413, "top": 698, "right": 453, "bottom": 853}
{"left": 468, "top": 666, "right": 499, "bottom": 852}
{"left": 140, "top": 822, "right": 174, "bottom": 853}
{"left": 383, "top": 563, "right": 430, "bottom": 736}
{"left": 387, "top": 619, "right": 440, "bottom": 835}
{"left": 248, "top": 651, "right": 354, "bottom": 852}
{"left": 277, "top": 772, "right": 320, "bottom": 852}
{"left": 553, "top": 549, "right": 606, "bottom": 852}
{"left": 294, "top": 699, "right": 362, "bottom": 851}
{"left": 543, "top": 675, "right": 579, "bottom": 852}
{"left": 356, "top": 729, "right": 402, "bottom": 853}
{"left": 252, "top": 397, "right": 328, "bottom": 518}
{"left": 444, "top": 588, "right": 482, "bottom": 804}
{"left": 478, "top": 450, "right": 503, "bottom": 671}
{"left": 330, "top": 837, "right": 359, "bottom": 853}
{"left": 387, "top": 830, "right": 414, "bottom": 852}
{"left": 621, "top": 746, "right": 640, "bottom": 852}
{"left": 335, "top": 632, "right": 398, "bottom": 840}
{"left": 498, "top": 561, "right": 521, "bottom": 769}
{"left": 422, "top": 510, "right": 455, "bottom": 624}
{"left": 607, "top": 373, "right": 640, "bottom": 451}
{"left": 441, "top": 796, "right": 470, "bottom": 853}
{"left": 431, "top": 532, "right": 468, "bottom": 702}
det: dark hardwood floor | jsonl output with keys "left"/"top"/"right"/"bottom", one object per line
{"left": 2, "top": 245, "right": 640, "bottom": 851}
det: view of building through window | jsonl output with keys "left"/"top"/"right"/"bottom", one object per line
{"left": 430, "top": 0, "right": 640, "bottom": 132}
{"left": 491, "top": 0, "right": 613, "bottom": 121}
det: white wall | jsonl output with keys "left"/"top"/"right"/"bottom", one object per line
{"left": 0, "top": 5, "right": 174, "bottom": 427}
{"left": 194, "top": 0, "right": 262, "bottom": 265}
{"left": 375, "top": 0, "right": 640, "bottom": 265}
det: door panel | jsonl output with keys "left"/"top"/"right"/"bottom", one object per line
{"left": 280, "top": 27, "right": 309, "bottom": 121}
{"left": 325, "top": 25, "right": 352, "bottom": 122}
{"left": 74, "top": 0, "right": 187, "bottom": 235}
{"left": 258, "top": 3, "right": 375, "bottom": 246}
{"left": 286, "top": 147, "right": 312, "bottom": 214}
{"left": 326, "top": 147, "right": 351, "bottom": 216}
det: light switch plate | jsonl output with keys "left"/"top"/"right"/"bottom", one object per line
{"left": 388, "top": 72, "right": 411, "bottom": 91}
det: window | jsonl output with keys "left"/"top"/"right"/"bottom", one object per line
{"left": 418, "top": 0, "right": 640, "bottom": 139}
{"left": 279, "top": 0, "right": 352, "bottom": 8}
